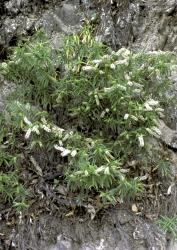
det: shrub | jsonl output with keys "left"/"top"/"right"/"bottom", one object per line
{"left": 0, "top": 25, "right": 175, "bottom": 206}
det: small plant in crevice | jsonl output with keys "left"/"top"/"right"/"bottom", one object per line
{"left": 0, "top": 25, "right": 176, "bottom": 208}
{"left": 157, "top": 216, "right": 177, "bottom": 240}
{"left": 156, "top": 159, "right": 172, "bottom": 178}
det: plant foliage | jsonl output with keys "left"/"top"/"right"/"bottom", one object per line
{"left": 0, "top": 25, "right": 176, "bottom": 208}
{"left": 157, "top": 216, "right": 177, "bottom": 239}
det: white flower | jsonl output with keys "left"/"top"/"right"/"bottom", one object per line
{"left": 84, "top": 170, "right": 89, "bottom": 176}
{"left": 104, "top": 87, "right": 112, "bottom": 93}
{"left": 105, "top": 150, "right": 114, "bottom": 159}
{"left": 41, "top": 124, "right": 51, "bottom": 133}
{"left": 100, "top": 111, "right": 106, "bottom": 118}
{"left": 115, "top": 59, "right": 128, "bottom": 66}
{"left": 61, "top": 149, "right": 71, "bottom": 157}
{"left": 124, "top": 114, "right": 129, "bottom": 120}
{"left": 110, "top": 63, "right": 116, "bottom": 70}
{"left": 116, "top": 84, "right": 127, "bottom": 91}
{"left": 127, "top": 81, "right": 143, "bottom": 89}
{"left": 1, "top": 62, "right": 8, "bottom": 69}
{"left": 146, "top": 127, "right": 161, "bottom": 138}
{"left": 95, "top": 95, "right": 100, "bottom": 106}
{"left": 82, "top": 66, "right": 95, "bottom": 72}
{"left": 41, "top": 117, "right": 47, "bottom": 124}
{"left": 92, "top": 59, "right": 102, "bottom": 65}
{"left": 148, "top": 66, "right": 154, "bottom": 71}
{"left": 133, "top": 82, "right": 143, "bottom": 88}
{"left": 104, "top": 167, "right": 110, "bottom": 175}
{"left": 23, "top": 116, "right": 32, "bottom": 125}
{"left": 125, "top": 74, "right": 130, "bottom": 80}
{"left": 146, "top": 128, "right": 154, "bottom": 136}
{"left": 116, "top": 48, "right": 130, "bottom": 58}
{"left": 71, "top": 150, "right": 77, "bottom": 157}
{"left": 111, "top": 51, "right": 117, "bottom": 55}
{"left": 52, "top": 126, "right": 64, "bottom": 137}
{"left": 75, "top": 171, "right": 82, "bottom": 176}
{"left": 100, "top": 108, "right": 109, "bottom": 118}
{"left": 96, "top": 166, "right": 105, "bottom": 173}
{"left": 31, "top": 125, "right": 40, "bottom": 135}
{"left": 138, "top": 135, "right": 144, "bottom": 147}
{"left": 144, "top": 99, "right": 159, "bottom": 111}
{"left": 15, "top": 100, "right": 21, "bottom": 107}
{"left": 139, "top": 115, "right": 145, "bottom": 121}
{"left": 131, "top": 115, "right": 138, "bottom": 121}
{"left": 54, "top": 145, "right": 65, "bottom": 151}
{"left": 147, "top": 99, "right": 159, "bottom": 106}
{"left": 102, "top": 54, "right": 111, "bottom": 60}
{"left": 127, "top": 81, "right": 133, "bottom": 86}
{"left": 99, "top": 70, "right": 104, "bottom": 75}
{"left": 144, "top": 103, "right": 153, "bottom": 111}
{"left": 152, "top": 126, "right": 162, "bottom": 136}
{"left": 25, "top": 103, "right": 31, "bottom": 111}
{"left": 25, "top": 128, "right": 32, "bottom": 139}
{"left": 147, "top": 51, "right": 166, "bottom": 55}
{"left": 155, "top": 108, "right": 164, "bottom": 112}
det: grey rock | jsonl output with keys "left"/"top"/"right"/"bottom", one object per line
{"left": 158, "top": 119, "right": 177, "bottom": 149}
{"left": 0, "top": 0, "right": 82, "bottom": 56}
{"left": 5, "top": 0, "right": 28, "bottom": 15}
{"left": 165, "top": 66, "right": 177, "bottom": 130}
{"left": 1, "top": 1, "right": 177, "bottom": 250}
{"left": 0, "top": 77, "right": 16, "bottom": 111}
{"left": 93, "top": 0, "right": 135, "bottom": 50}
{"left": 85, "top": 0, "right": 177, "bottom": 52}
{"left": 16, "top": 209, "right": 167, "bottom": 250}
{"left": 0, "top": 0, "right": 177, "bottom": 53}
{"left": 41, "top": 4, "right": 81, "bottom": 37}
{"left": 130, "top": 0, "right": 177, "bottom": 51}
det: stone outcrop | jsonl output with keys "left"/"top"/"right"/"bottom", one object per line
{"left": 0, "top": 1, "right": 177, "bottom": 249}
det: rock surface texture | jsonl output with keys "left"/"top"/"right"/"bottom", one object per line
{"left": 0, "top": 0, "right": 177, "bottom": 250}
{"left": 16, "top": 209, "right": 167, "bottom": 250}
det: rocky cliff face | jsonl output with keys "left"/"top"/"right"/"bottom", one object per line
{"left": 0, "top": 1, "right": 177, "bottom": 250}
{"left": 1, "top": 0, "right": 177, "bottom": 56}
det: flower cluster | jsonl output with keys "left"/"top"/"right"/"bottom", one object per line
{"left": 23, "top": 115, "right": 78, "bottom": 158}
